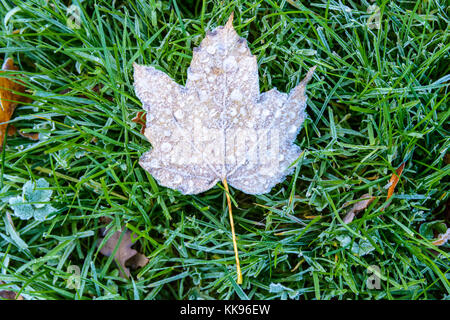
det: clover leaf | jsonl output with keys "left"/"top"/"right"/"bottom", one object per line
{"left": 9, "top": 178, "right": 57, "bottom": 221}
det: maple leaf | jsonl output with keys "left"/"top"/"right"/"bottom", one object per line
{"left": 133, "top": 14, "right": 316, "bottom": 195}
{"left": 0, "top": 58, "right": 30, "bottom": 149}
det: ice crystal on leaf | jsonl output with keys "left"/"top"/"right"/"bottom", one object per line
{"left": 134, "top": 14, "right": 315, "bottom": 195}
{"left": 8, "top": 178, "right": 57, "bottom": 221}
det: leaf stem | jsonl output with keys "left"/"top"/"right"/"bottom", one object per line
{"left": 222, "top": 178, "right": 243, "bottom": 285}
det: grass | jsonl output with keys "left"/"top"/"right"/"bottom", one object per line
{"left": 0, "top": 0, "right": 449, "bottom": 300}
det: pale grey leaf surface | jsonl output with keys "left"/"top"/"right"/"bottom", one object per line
{"left": 134, "top": 14, "right": 315, "bottom": 195}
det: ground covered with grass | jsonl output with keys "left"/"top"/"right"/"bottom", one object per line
{"left": 0, "top": 0, "right": 449, "bottom": 300}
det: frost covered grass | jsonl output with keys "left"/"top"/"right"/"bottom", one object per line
{"left": 0, "top": 0, "right": 449, "bottom": 300}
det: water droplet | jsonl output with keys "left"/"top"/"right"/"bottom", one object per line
{"left": 189, "top": 72, "right": 201, "bottom": 81}
{"left": 230, "top": 89, "right": 242, "bottom": 101}
{"left": 161, "top": 142, "right": 172, "bottom": 152}
{"left": 174, "top": 175, "right": 182, "bottom": 184}
{"left": 207, "top": 45, "right": 216, "bottom": 55}
{"left": 223, "top": 56, "right": 237, "bottom": 72}
{"left": 174, "top": 110, "right": 184, "bottom": 120}
{"left": 150, "top": 158, "right": 159, "bottom": 167}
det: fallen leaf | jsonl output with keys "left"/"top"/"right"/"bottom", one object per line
{"left": 7, "top": 125, "right": 16, "bottom": 136}
{"left": 99, "top": 216, "right": 112, "bottom": 225}
{"left": 133, "top": 13, "right": 316, "bottom": 195}
{"left": 18, "top": 130, "right": 39, "bottom": 140}
{"left": 131, "top": 111, "right": 147, "bottom": 135}
{"left": 432, "top": 228, "right": 450, "bottom": 246}
{"left": 0, "top": 282, "right": 24, "bottom": 300}
{"left": 444, "top": 153, "right": 450, "bottom": 165}
{"left": 387, "top": 162, "right": 405, "bottom": 200}
{"left": 343, "top": 193, "right": 375, "bottom": 224}
{"left": 0, "top": 58, "right": 30, "bottom": 148}
{"left": 0, "top": 290, "right": 24, "bottom": 300}
{"left": 381, "top": 162, "right": 405, "bottom": 211}
{"left": 98, "top": 223, "right": 148, "bottom": 278}
{"left": 125, "top": 252, "right": 149, "bottom": 270}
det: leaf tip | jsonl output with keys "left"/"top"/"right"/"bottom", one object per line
{"left": 302, "top": 65, "right": 317, "bottom": 85}
{"left": 132, "top": 62, "right": 141, "bottom": 72}
{"left": 2, "top": 57, "right": 15, "bottom": 71}
{"left": 225, "top": 12, "right": 234, "bottom": 29}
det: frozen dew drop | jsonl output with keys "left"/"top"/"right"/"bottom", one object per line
{"left": 161, "top": 142, "right": 172, "bottom": 152}
{"left": 174, "top": 175, "right": 183, "bottom": 184}
{"left": 230, "top": 89, "right": 242, "bottom": 101}
{"left": 174, "top": 110, "right": 184, "bottom": 120}
{"left": 207, "top": 45, "right": 216, "bottom": 55}
{"left": 223, "top": 56, "right": 237, "bottom": 72}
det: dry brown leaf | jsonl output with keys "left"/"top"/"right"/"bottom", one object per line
{"left": 98, "top": 226, "right": 148, "bottom": 278}
{"left": 7, "top": 124, "right": 17, "bottom": 136}
{"left": 131, "top": 111, "right": 147, "bottom": 135}
{"left": 18, "top": 130, "right": 39, "bottom": 141}
{"left": 0, "top": 290, "right": 24, "bottom": 300}
{"left": 126, "top": 252, "right": 149, "bottom": 270}
{"left": 380, "top": 162, "right": 405, "bottom": 211}
{"left": 343, "top": 193, "right": 375, "bottom": 224}
{"left": 0, "top": 281, "right": 24, "bottom": 300}
{"left": 444, "top": 154, "right": 450, "bottom": 165}
{"left": 432, "top": 228, "right": 450, "bottom": 246}
{"left": 387, "top": 162, "right": 405, "bottom": 200}
{"left": 0, "top": 58, "right": 30, "bottom": 149}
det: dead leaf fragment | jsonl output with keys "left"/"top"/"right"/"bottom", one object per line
{"left": 343, "top": 193, "right": 375, "bottom": 224}
{"left": 0, "top": 282, "right": 24, "bottom": 300}
{"left": 126, "top": 252, "right": 149, "bottom": 270}
{"left": 133, "top": 14, "right": 316, "bottom": 195}
{"left": 131, "top": 111, "right": 147, "bottom": 135}
{"left": 18, "top": 130, "right": 39, "bottom": 140}
{"left": 0, "top": 290, "right": 23, "bottom": 300}
{"left": 387, "top": 162, "right": 405, "bottom": 200}
{"left": 432, "top": 228, "right": 450, "bottom": 246}
{"left": 0, "top": 58, "right": 30, "bottom": 148}
{"left": 380, "top": 162, "right": 405, "bottom": 211}
{"left": 98, "top": 227, "right": 148, "bottom": 278}
{"left": 444, "top": 154, "right": 450, "bottom": 165}
{"left": 7, "top": 125, "right": 16, "bottom": 136}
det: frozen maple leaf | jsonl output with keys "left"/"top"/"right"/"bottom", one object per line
{"left": 134, "top": 14, "right": 316, "bottom": 195}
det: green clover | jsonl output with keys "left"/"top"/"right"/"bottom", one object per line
{"left": 9, "top": 178, "right": 57, "bottom": 221}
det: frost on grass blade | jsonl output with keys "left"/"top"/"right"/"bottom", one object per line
{"left": 134, "top": 14, "right": 316, "bottom": 195}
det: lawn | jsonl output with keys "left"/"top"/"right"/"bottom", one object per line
{"left": 0, "top": 0, "right": 449, "bottom": 300}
